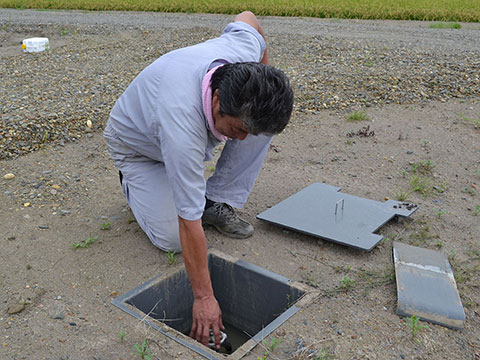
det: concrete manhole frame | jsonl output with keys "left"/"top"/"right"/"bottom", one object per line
{"left": 112, "top": 249, "right": 318, "bottom": 360}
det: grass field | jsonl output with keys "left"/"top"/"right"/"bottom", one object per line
{"left": 0, "top": 0, "right": 479, "bottom": 22}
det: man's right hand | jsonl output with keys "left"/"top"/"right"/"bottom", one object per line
{"left": 177, "top": 216, "right": 225, "bottom": 349}
{"left": 189, "top": 295, "right": 225, "bottom": 348}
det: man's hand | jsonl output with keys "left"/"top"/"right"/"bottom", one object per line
{"left": 178, "top": 217, "right": 225, "bottom": 349}
{"left": 189, "top": 295, "right": 225, "bottom": 348}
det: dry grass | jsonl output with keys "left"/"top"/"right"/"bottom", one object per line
{"left": 1, "top": 0, "right": 479, "bottom": 22}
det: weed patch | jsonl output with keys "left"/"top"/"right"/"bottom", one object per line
{"left": 410, "top": 160, "right": 435, "bottom": 175}
{"left": 72, "top": 235, "right": 97, "bottom": 249}
{"left": 2, "top": 14, "right": 11, "bottom": 30}
{"left": 462, "top": 186, "right": 477, "bottom": 197}
{"left": 132, "top": 340, "right": 153, "bottom": 360}
{"left": 339, "top": 275, "right": 355, "bottom": 290}
{"left": 300, "top": 270, "right": 320, "bottom": 288}
{"left": 405, "top": 315, "right": 428, "bottom": 342}
{"left": 166, "top": 250, "right": 177, "bottom": 265}
{"left": 409, "top": 175, "right": 432, "bottom": 197}
{"left": 357, "top": 267, "right": 395, "bottom": 285}
{"left": 409, "top": 223, "right": 439, "bottom": 246}
{"left": 474, "top": 204, "right": 480, "bottom": 215}
{"left": 257, "top": 337, "right": 283, "bottom": 359}
{"left": 346, "top": 111, "right": 369, "bottom": 122}
{"left": 458, "top": 113, "right": 480, "bottom": 128}
{"left": 394, "top": 189, "right": 409, "bottom": 201}
{"left": 101, "top": 222, "right": 112, "bottom": 230}
{"left": 429, "top": 22, "right": 462, "bottom": 29}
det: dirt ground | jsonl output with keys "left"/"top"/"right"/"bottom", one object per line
{"left": 1, "top": 11, "right": 480, "bottom": 360}
{"left": 1, "top": 98, "right": 479, "bottom": 359}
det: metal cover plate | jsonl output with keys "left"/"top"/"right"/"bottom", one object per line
{"left": 393, "top": 241, "right": 465, "bottom": 329}
{"left": 256, "top": 182, "right": 417, "bottom": 251}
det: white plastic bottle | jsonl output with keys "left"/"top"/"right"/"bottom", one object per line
{"left": 22, "top": 37, "right": 50, "bottom": 53}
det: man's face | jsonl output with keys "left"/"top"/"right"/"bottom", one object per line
{"left": 212, "top": 90, "right": 249, "bottom": 140}
{"left": 214, "top": 113, "right": 249, "bottom": 140}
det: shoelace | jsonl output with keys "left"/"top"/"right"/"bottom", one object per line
{"left": 212, "top": 202, "right": 239, "bottom": 221}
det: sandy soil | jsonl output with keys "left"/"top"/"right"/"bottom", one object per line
{"left": 1, "top": 10, "right": 480, "bottom": 360}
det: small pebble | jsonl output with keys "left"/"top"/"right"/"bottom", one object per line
{"left": 53, "top": 313, "right": 65, "bottom": 320}
{"left": 7, "top": 303, "right": 25, "bottom": 315}
{"left": 38, "top": 225, "right": 49, "bottom": 229}
{"left": 406, "top": 150, "right": 413, "bottom": 154}
{"left": 3, "top": 173, "right": 15, "bottom": 180}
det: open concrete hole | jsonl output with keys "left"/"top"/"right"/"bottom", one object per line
{"left": 112, "top": 249, "right": 316, "bottom": 359}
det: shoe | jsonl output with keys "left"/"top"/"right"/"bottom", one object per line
{"left": 202, "top": 202, "right": 254, "bottom": 239}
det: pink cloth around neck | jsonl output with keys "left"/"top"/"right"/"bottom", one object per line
{"left": 202, "top": 65, "right": 231, "bottom": 142}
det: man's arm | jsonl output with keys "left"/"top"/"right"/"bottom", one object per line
{"left": 234, "top": 11, "right": 269, "bottom": 64}
{"left": 178, "top": 217, "right": 224, "bottom": 349}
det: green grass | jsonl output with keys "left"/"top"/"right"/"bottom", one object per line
{"left": 346, "top": 111, "right": 369, "bottom": 122}
{"left": 409, "top": 175, "right": 432, "bottom": 197}
{"left": 458, "top": 113, "right": 480, "bottom": 128}
{"left": 260, "top": 337, "right": 282, "bottom": 359}
{"left": 410, "top": 160, "right": 435, "bottom": 175}
{"left": 474, "top": 204, "right": 480, "bottom": 216}
{"left": 339, "top": 275, "right": 355, "bottom": 290}
{"left": 132, "top": 340, "right": 153, "bottom": 360}
{"left": 101, "top": 221, "right": 112, "bottom": 230}
{"left": 429, "top": 22, "right": 462, "bottom": 28}
{"left": 409, "top": 223, "right": 439, "bottom": 246}
{"left": 0, "top": 0, "right": 479, "bottom": 22}
{"left": 166, "top": 250, "right": 177, "bottom": 265}
{"left": 72, "top": 235, "right": 98, "bottom": 249}
{"left": 393, "top": 189, "right": 409, "bottom": 201}
{"left": 405, "top": 315, "right": 428, "bottom": 342}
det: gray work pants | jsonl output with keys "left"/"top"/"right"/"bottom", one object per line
{"left": 104, "top": 120, "right": 272, "bottom": 252}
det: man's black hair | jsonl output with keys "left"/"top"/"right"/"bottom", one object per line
{"left": 210, "top": 62, "right": 294, "bottom": 135}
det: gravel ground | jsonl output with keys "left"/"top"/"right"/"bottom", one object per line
{"left": 0, "top": 9, "right": 479, "bottom": 161}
